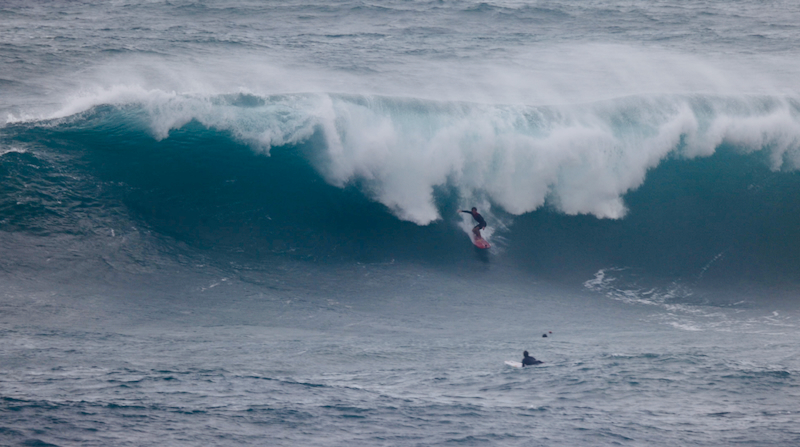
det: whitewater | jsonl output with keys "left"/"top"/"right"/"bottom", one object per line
{"left": 2, "top": 1, "right": 800, "bottom": 446}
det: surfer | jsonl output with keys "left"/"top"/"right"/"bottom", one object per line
{"left": 460, "top": 207, "right": 487, "bottom": 237}
{"left": 521, "top": 351, "right": 542, "bottom": 367}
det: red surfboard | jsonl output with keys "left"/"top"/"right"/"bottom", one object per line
{"left": 473, "top": 234, "right": 491, "bottom": 249}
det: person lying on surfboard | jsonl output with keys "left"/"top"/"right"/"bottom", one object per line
{"left": 522, "top": 351, "right": 543, "bottom": 366}
{"left": 460, "top": 207, "right": 487, "bottom": 237}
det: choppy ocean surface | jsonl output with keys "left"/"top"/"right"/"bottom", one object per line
{"left": 2, "top": 1, "right": 800, "bottom": 445}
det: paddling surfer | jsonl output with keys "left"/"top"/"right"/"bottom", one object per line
{"left": 521, "top": 351, "right": 542, "bottom": 367}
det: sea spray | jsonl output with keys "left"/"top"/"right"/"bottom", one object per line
{"left": 9, "top": 92, "right": 800, "bottom": 226}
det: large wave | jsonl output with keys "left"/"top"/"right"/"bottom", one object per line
{"left": 9, "top": 90, "right": 800, "bottom": 224}
{"left": 3, "top": 89, "right": 800, "bottom": 285}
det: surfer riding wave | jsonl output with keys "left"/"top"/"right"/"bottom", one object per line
{"left": 460, "top": 207, "right": 487, "bottom": 237}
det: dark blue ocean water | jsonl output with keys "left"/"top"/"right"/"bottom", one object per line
{"left": 2, "top": 1, "right": 800, "bottom": 446}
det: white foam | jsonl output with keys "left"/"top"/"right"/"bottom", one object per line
{"left": 584, "top": 268, "right": 800, "bottom": 333}
{"left": 12, "top": 89, "right": 800, "bottom": 226}
{"left": 0, "top": 146, "right": 27, "bottom": 156}
{"left": 7, "top": 46, "right": 800, "bottom": 225}
{"left": 308, "top": 94, "right": 800, "bottom": 224}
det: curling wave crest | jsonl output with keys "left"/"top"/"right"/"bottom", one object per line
{"left": 8, "top": 90, "right": 800, "bottom": 225}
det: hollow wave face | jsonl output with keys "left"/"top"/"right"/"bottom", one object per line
{"left": 10, "top": 90, "right": 799, "bottom": 226}
{"left": 4, "top": 89, "right": 800, "bottom": 285}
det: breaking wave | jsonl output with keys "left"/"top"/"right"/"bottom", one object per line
{"left": 3, "top": 89, "right": 800, "bottom": 284}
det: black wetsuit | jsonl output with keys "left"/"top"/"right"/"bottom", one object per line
{"left": 460, "top": 210, "right": 487, "bottom": 231}
{"left": 522, "top": 354, "right": 542, "bottom": 367}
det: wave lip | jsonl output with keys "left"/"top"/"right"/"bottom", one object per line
{"left": 4, "top": 89, "right": 800, "bottom": 284}
{"left": 12, "top": 90, "right": 800, "bottom": 226}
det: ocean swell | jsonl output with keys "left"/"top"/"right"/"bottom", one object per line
{"left": 8, "top": 91, "right": 800, "bottom": 226}
{"left": 4, "top": 90, "right": 800, "bottom": 284}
